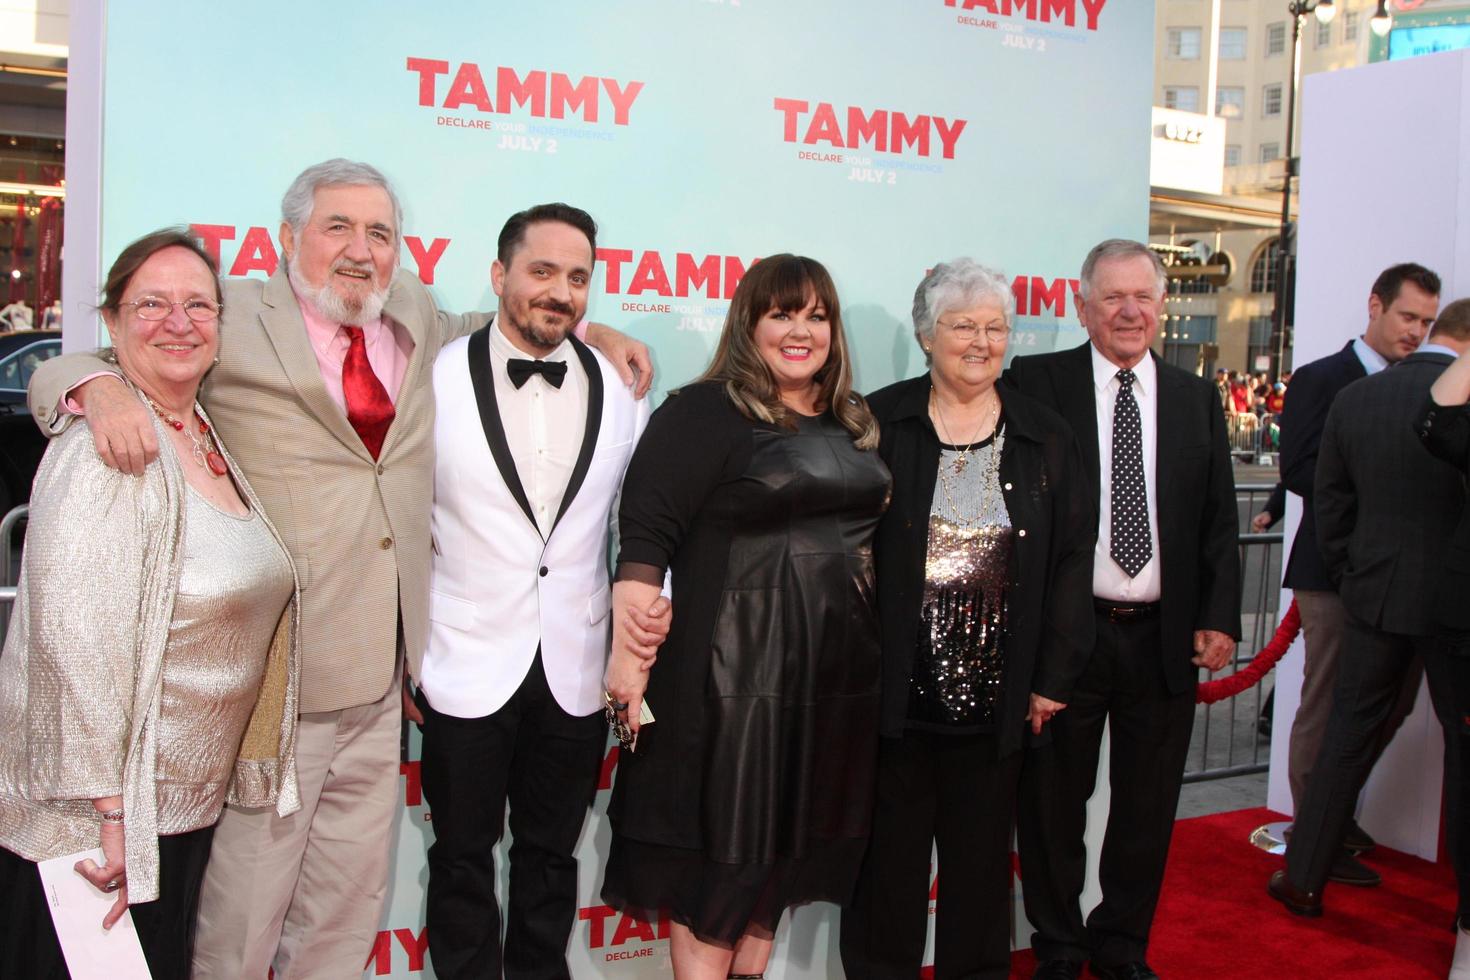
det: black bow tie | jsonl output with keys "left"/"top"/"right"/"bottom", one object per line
{"left": 507, "top": 357, "right": 568, "bottom": 389}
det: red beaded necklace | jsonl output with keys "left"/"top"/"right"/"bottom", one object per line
{"left": 144, "top": 395, "right": 229, "bottom": 477}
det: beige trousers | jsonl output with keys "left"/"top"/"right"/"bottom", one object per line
{"left": 192, "top": 674, "right": 401, "bottom": 979}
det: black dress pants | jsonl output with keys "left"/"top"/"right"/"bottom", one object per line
{"left": 1016, "top": 612, "right": 1194, "bottom": 968}
{"left": 840, "top": 731, "right": 1021, "bottom": 980}
{"left": 1286, "top": 617, "right": 1470, "bottom": 910}
{"left": 0, "top": 824, "right": 215, "bottom": 980}
{"left": 418, "top": 652, "right": 607, "bottom": 980}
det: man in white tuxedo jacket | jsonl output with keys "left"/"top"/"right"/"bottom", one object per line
{"left": 412, "top": 204, "right": 650, "bottom": 979}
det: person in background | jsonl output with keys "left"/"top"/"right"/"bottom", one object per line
{"left": 0, "top": 229, "right": 300, "bottom": 979}
{"left": 1277, "top": 262, "right": 1440, "bottom": 890}
{"left": 840, "top": 258, "right": 1095, "bottom": 980}
{"left": 1270, "top": 299, "right": 1470, "bottom": 929}
{"left": 602, "top": 254, "right": 891, "bottom": 980}
{"left": 1409, "top": 300, "right": 1470, "bottom": 977}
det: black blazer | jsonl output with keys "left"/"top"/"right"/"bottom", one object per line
{"left": 1413, "top": 366, "right": 1470, "bottom": 633}
{"left": 1316, "top": 351, "right": 1462, "bottom": 637}
{"left": 866, "top": 376, "right": 1097, "bottom": 756}
{"left": 1280, "top": 341, "right": 1366, "bottom": 591}
{"left": 1004, "top": 343, "right": 1241, "bottom": 695}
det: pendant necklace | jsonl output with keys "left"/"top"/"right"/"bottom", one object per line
{"left": 144, "top": 395, "right": 229, "bottom": 477}
{"left": 931, "top": 389, "right": 1000, "bottom": 474}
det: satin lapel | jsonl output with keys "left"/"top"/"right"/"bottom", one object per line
{"left": 467, "top": 325, "right": 539, "bottom": 534}
{"left": 1153, "top": 353, "right": 1182, "bottom": 509}
{"left": 376, "top": 277, "right": 430, "bottom": 460}
{"left": 551, "top": 336, "right": 604, "bottom": 533}
{"left": 1058, "top": 343, "right": 1101, "bottom": 496}
{"left": 256, "top": 273, "right": 369, "bottom": 460}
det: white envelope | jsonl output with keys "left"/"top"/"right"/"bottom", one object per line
{"left": 36, "top": 848, "right": 152, "bottom": 980}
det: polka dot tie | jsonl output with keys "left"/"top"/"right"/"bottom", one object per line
{"left": 1111, "top": 369, "right": 1151, "bottom": 578}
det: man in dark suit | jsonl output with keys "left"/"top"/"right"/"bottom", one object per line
{"left": 1269, "top": 300, "right": 1470, "bottom": 918}
{"left": 1009, "top": 239, "right": 1241, "bottom": 980}
{"left": 1278, "top": 263, "right": 1440, "bottom": 885}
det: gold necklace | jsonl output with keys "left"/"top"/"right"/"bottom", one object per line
{"left": 931, "top": 388, "right": 1000, "bottom": 474}
{"left": 936, "top": 424, "right": 1004, "bottom": 527}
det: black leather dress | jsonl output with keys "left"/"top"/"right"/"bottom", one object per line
{"left": 602, "top": 381, "right": 891, "bottom": 946}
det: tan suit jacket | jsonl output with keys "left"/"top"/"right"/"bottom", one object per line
{"left": 31, "top": 268, "right": 485, "bottom": 713}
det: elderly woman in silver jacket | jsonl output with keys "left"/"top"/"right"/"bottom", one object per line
{"left": 0, "top": 228, "right": 300, "bottom": 980}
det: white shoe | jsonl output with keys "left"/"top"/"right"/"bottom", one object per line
{"left": 1450, "top": 921, "right": 1470, "bottom": 980}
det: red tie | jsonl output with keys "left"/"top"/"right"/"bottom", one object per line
{"left": 341, "top": 326, "right": 395, "bottom": 459}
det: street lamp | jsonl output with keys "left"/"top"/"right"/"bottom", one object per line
{"left": 1371, "top": 1, "right": 1393, "bottom": 37}
{"left": 1271, "top": 0, "right": 1336, "bottom": 379}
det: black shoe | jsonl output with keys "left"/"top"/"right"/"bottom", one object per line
{"left": 1342, "top": 820, "right": 1376, "bottom": 856}
{"left": 1327, "top": 851, "right": 1381, "bottom": 887}
{"left": 1268, "top": 869, "right": 1323, "bottom": 917}
{"left": 1033, "top": 960, "right": 1083, "bottom": 980}
{"left": 1090, "top": 962, "right": 1159, "bottom": 980}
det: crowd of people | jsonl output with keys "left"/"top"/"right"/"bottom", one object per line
{"left": 0, "top": 155, "right": 1460, "bottom": 980}
{"left": 1214, "top": 367, "right": 1289, "bottom": 453}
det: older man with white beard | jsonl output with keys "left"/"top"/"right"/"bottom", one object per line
{"left": 28, "top": 159, "right": 654, "bottom": 978}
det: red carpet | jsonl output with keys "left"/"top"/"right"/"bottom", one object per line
{"left": 1007, "top": 807, "right": 1458, "bottom": 978}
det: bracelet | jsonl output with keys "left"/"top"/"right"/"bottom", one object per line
{"left": 98, "top": 807, "right": 125, "bottom": 825}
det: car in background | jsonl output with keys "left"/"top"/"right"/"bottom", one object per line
{"left": 0, "top": 330, "right": 62, "bottom": 518}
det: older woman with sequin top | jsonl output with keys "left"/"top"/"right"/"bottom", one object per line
{"left": 840, "top": 258, "right": 1096, "bottom": 979}
{"left": 0, "top": 229, "right": 299, "bottom": 980}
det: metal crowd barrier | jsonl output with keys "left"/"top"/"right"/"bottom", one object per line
{"left": 1182, "top": 484, "right": 1283, "bottom": 784}
{"left": 0, "top": 503, "right": 26, "bottom": 639}
{"left": 1227, "top": 412, "right": 1280, "bottom": 464}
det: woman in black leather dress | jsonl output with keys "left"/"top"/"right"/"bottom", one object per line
{"left": 601, "top": 254, "right": 891, "bottom": 979}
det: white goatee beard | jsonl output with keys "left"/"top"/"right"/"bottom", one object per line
{"left": 288, "top": 254, "right": 389, "bottom": 326}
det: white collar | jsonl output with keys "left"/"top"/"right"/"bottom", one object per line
{"left": 1090, "top": 341, "right": 1155, "bottom": 395}
{"left": 1352, "top": 337, "right": 1390, "bottom": 375}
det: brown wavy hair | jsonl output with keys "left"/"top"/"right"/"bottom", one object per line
{"left": 697, "top": 253, "right": 878, "bottom": 450}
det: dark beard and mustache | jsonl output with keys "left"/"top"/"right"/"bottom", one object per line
{"left": 287, "top": 254, "right": 390, "bottom": 326}
{"left": 508, "top": 299, "right": 580, "bottom": 352}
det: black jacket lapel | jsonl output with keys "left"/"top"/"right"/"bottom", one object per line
{"left": 467, "top": 324, "right": 538, "bottom": 533}
{"left": 551, "top": 335, "right": 604, "bottom": 532}
{"left": 1060, "top": 343, "right": 1102, "bottom": 496}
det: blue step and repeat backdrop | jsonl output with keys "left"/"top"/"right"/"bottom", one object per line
{"left": 95, "top": 1, "right": 1152, "bottom": 975}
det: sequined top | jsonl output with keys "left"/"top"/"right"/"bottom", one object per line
{"left": 155, "top": 488, "right": 294, "bottom": 834}
{"left": 907, "top": 426, "right": 1014, "bottom": 732}
{"left": 0, "top": 402, "right": 301, "bottom": 904}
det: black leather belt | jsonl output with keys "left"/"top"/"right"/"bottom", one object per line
{"left": 1093, "top": 599, "right": 1161, "bottom": 623}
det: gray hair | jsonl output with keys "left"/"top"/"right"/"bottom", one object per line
{"left": 912, "top": 257, "right": 1015, "bottom": 351}
{"left": 1077, "top": 238, "right": 1166, "bottom": 300}
{"left": 280, "top": 159, "right": 404, "bottom": 243}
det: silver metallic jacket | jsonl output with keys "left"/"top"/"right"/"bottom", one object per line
{"left": 0, "top": 402, "right": 300, "bottom": 903}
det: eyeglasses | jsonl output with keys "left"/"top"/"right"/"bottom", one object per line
{"left": 122, "top": 296, "right": 223, "bottom": 323}
{"left": 937, "top": 319, "right": 1009, "bottom": 344}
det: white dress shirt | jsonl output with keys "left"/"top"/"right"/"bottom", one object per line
{"left": 1091, "top": 343, "right": 1162, "bottom": 602}
{"left": 487, "top": 323, "right": 587, "bottom": 536}
{"left": 1352, "top": 336, "right": 1390, "bottom": 376}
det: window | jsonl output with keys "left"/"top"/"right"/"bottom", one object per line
{"left": 1215, "top": 86, "right": 1245, "bottom": 118}
{"left": 1263, "top": 83, "right": 1283, "bottom": 117}
{"left": 1315, "top": 18, "right": 1332, "bottom": 48}
{"left": 1260, "top": 142, "right": 1281, "bottom": 164}
{"left": 1224, "top": 144, "right": 1242, "bottom": 167}
{"left": 0, "top": 340, "right": 60, "bottom": 393}
{"left": 1164, "top": 86, "right": 1200, "bottom": 113}
{"left": 1163, "top": 314, "right": 1218, "bottom": 374}
{"left": 1248, "top": 316, "right": 1282, "bottom": 377}
{"left": 1167, "top": 27, "right": 1202, "bottom": 60}
{"left": 1219, "top": 27, "right": 1247, "bottom": 60}
{"left": 1250, "top": 240, "right": 1282, "bottom": 294}
{"left": 1344, "top": 11, "right": 1360, "bottom": 41}
{"left": 1266, "top": 21, "right": 1287, "bottom": 56}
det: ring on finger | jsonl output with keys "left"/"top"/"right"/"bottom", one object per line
{"left": 103, "top": 879, "right": 121, "bottom": 892}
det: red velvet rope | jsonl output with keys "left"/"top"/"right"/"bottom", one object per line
{"left": 1196, "top": 599, "right": 1302, "bottom": 704}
